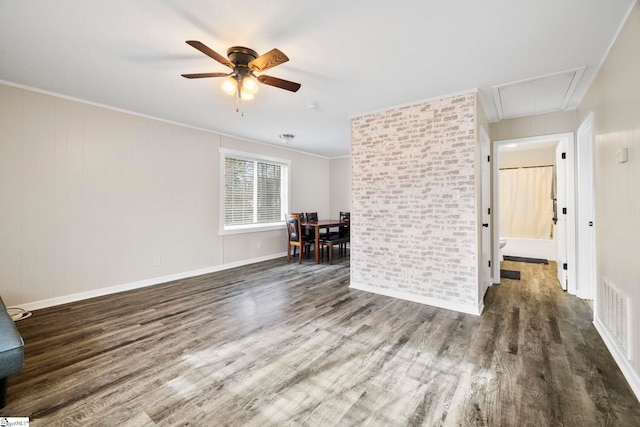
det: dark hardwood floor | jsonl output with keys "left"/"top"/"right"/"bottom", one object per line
{"left": 2, "top": 257, "right": 640, "bottom": 426}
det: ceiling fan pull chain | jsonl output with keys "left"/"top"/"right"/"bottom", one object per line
{"left": 237, "top": 84, "right": 245, "bottom": 116}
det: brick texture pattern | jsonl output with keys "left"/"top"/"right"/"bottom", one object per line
{"left": 351, "top": 93, "right": 478, "bottom": 309}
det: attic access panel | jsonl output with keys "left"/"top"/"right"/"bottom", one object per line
{"left": 492, "top": 67, "right": 585, "bottom": 120}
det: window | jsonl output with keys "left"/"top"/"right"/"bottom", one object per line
{"left": 220, "top": 149, "right": 289, "bottom": 233}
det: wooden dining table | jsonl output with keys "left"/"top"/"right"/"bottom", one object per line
{"left": 301, "top": 219, "right": 347, "bottom": 264}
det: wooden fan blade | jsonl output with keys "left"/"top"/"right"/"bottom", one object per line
{"left": 186, "top": 40, "right": 234, "bottom": 69}
{"left": 181, "top": 72, "right": 229, "bottom": 79}
{"left": 257, "top": 75, "right": 301, "bottom": 92}
{"left": 248, "top": 48, "right": 289, "bottom": 72}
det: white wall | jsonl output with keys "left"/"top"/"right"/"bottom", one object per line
{"left": 500, "top": 146, "right": 556, "bottom": 169}
{"left": 578, "top": 2, "right": 640, "bottom": 399}
{"left": 330, "top": 157, "right": 351, "bottom": 216}
{"left": 0, "top": 83, "right": 330, "bottom": 307}
{"left": 490, "top": 110, "right": 577, "bottom": 142}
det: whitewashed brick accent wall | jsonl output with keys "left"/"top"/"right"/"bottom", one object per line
{"left": 350, "top": 93, "right": 479, "bottom": 314}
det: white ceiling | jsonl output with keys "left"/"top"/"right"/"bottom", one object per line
{"left": 0, "top": 0, "right": 634, "bottom": 158}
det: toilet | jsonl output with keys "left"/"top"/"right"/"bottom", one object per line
{"left": 499, "top": 238, "right": 507, "bottom": 261}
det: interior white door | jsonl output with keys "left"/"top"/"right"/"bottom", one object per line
{"left": 480, "top": 127, "right": 492, "bottom": 295}
{"left": 555, "top": 140, "right": 568, "bottom": 290}
{"left": 577, "top": 113, "right": 596, "bottom": 300}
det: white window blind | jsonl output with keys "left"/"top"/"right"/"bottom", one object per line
{"left": 221, "top": 150, "right": 289, "bottom": 233}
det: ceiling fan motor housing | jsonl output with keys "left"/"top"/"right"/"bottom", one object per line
{"left": 227, "top": 47, "right": 258, "bottom": 67}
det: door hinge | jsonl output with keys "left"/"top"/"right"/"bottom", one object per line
{"left": 488, "top": 208, "right": 491, "bottom": 215}
{"left": 488, "top": 260, "right": 491, "bottom": 268}
{"left": 562, "top": 207, "right": 567, "bottom": 215}
{"left": 562, "top": 152, "right": 567, "bottom": 159}
{"left": 563, "top": 263, "right": 568, "bottom": 270}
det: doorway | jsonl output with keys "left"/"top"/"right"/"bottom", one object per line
{"left": 492, "top": 133, "right": 576, "bottom": 294}
{"left": 576, "top": 113, "right": 596, "bottom": 300}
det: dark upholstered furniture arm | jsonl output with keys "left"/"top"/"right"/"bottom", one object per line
{"left": 0, "top": 296, "right": 24, "bottom": 408}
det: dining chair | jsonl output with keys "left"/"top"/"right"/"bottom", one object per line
{"left": 286, "top": 214, "right": 314, "bottom": 263}
{"left": 290, "top": 212, "right": 304, "bottom": 221}
{"left": 319, "top": 230, "right": 350, "bottom": 265}
{"left": 339, "top": 211, "right": 350, "bottom": 231}
{"left": 304, "top": 211, "right": 329, "bottom": 239}
{"left": 292, "top": 212, "right": 313, "bottom": 240}
{"left": 338, "top": 211, "right": 350, "bottom": 253}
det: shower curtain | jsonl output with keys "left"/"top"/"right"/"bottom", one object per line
{"left": 499, "top": 166, "right": 554, "bottom": 239}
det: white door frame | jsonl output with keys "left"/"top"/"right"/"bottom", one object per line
{"left": 576, "top": 113, "right": 596, "bottom": 300}
{"left": 480, "top": 126, "right": 492, "bottom": 298}
{"left": 556, "top": 140, "right": 568, "bottom": 291}
{"left": 492, "top": 133, "right": 576, "bottom": 293}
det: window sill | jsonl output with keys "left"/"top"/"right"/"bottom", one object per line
{"left": 219, "top": 223, "right": 286, "bottom": 236}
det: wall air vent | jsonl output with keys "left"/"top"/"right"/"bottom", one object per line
{"left": 602, "top": 278, "right": 631, "bottom": 360}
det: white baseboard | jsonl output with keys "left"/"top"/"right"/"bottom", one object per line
{"left": 12, "top": 252, "right": 287, "bottom": 312}
{"left": 593, "top": 315, "right": 640, "bottom": 402}
{"left": 349, "top": 281, "right": 482, "bottom": 316}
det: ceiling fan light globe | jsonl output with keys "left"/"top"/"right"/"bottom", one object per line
{"left": 221, "top": 77, "right": 237, "bottom": 96}
{"left": 240, "top": 92, "right": 255, "bottom": 100}
{"left": 242, "top": 76, "right": 258, "bottom": 95}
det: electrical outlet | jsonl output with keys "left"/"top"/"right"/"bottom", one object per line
{"left": 153, "top": 256, "right": 161, "bottom": 266}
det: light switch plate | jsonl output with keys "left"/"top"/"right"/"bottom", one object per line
{"left": 616, "top": 147, "right": 628, "bottom": 163}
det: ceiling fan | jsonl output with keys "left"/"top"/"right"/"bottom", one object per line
{"left": 181, "top": 40, "right": 301, "bottom": 103}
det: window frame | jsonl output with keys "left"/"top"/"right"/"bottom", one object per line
{"left": 219, "top": 148, "right": 290, "bottom": 235}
